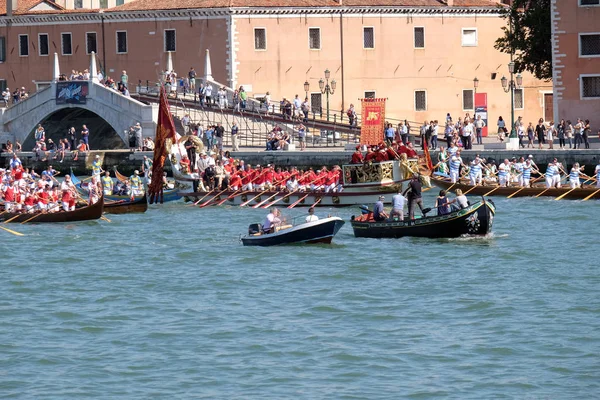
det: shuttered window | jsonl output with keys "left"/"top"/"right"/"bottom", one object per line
{"left": 580, "top": 34, "right": 600, "bottom": 56}
{"left": 363, "top": 27, "right": 374, "bottom": 49}
{"left": 463, "top": 89, "right": 474, "bottom": 110}
{"left": 415, "top": 90, "right": 427, "bottom": 111}
{"left": 414, "top": 27, "right": 425, "bottom": 48}
{"left": 39, "top": 34, "right": 49, "bottom": 56}
{"left": 582, "top": 76, "right": 600, "bottom": 98}
{"left": 254, "top": 28, "right": 266, "bottom": 50}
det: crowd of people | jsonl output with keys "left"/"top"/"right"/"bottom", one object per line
{"left": 2, "top": 87, "right": 29, "bottom": 107}
{"left": 0, "top": 155, "right": 87, "bottom": 214}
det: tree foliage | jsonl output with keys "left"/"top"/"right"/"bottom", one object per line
{"left": 494, "top": 0, "right": 552, "bottom": 81}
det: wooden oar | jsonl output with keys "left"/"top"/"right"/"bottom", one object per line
{"left": 534, "top": 188, "right": 552, "bottom": 198}
{"left": 463, "top": 185, "right": 479, "bottom": 195}
{"left": 0, "top": 225, "right": 24, "bottom": 236}
{"left": 190, "top": 189, "right": 215, "bottom": 206}
{"left": 20, "top": 212, "right": 44, "bottom": 224}
{"left": 215, "top": 189, "right": 247, "bottom": 206}
{"left": 583, "top": 188, "right": 600, "bottom": 201}
{"left": 262, "top": 189, "right": 299, "bottom": 209}
{"left": 288, "top": 193, "right": 309, "bottom": 209}
{"left": 506, "top": 186, "right": 526, "bottom": 199}
{"left": 310, "top": 197, "right": 322, "bottom": 208}
{"left": 483, "top": 186, "right": 501, "bottom": 196}
{"left": 199, "top": 187, "right": 230, "bottom": 208}
{"left": 252, "top": 191, "right": 282, "bottom": 209}
{"left": 554, "top": 187, "right": 578, "bottom": 201}
{"left": 101, "top": 215, "right": 112, "bottom": 222}
{"left": 3, "top": 213, "right": 26, "bottom": 224}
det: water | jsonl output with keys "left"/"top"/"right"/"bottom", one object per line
{"left": 1, "top": 192, "right": 599, "bottom": 399}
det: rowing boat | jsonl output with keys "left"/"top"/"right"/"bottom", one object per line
{"left": 0, "top": 196, "right": 104, "bottom": 223}
{"left": 431, "top": 176, "right": 600, "bottom": 200}
{"left": 103, "top": 193, "right": 148, "bottom": 214}
{"left": 350, "top": 198, "right": 495, "bottom": 239}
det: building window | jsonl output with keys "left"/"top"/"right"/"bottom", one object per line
{"left": 74, "top": 0, "right": 83, "bottom": 8}
{"left": 61, "top": 33, "right": 72, "bottom": 55}
{"left": 580, "top": 34, "right": 600, "bottom": 57}
{"left": 0, "top": 79, "right": 6, "bottom": 92}
{"left": 116, "top": 0, "right": 124, "bottom": 4}
{"left": 462, "top": 89, "right": 474, "bottom": 110}
{"left": 414, "top": 27, "right": 425, "bottom": 49}
{"left": 0, "top": 37, "right": 5, "bottom": 62}
{"left": 310, "top": 93, "right": 322, "bottom": 114}
{"left": 308, "top": 28, "right": 321, "bottom": 50}
{"left": 462, "top": 28, "right": 478, "bottom": 47}
{"left": 364, "top": 91, "right": 376, "bottom": 99}
{"left": 582, "top": 76, "right": 600, "bottom": 98}
{"left": 86, "top": 32, "right": 97, "bottom": 54}
{"left": 164, "top": 29, "right": 176, "bottom": 52}
{"left": 99, "top": 0, "right": 108, "bottom": 8}
{"left": 254, "top": 28, "right": 266, "bottom": 50}
{"left": 415, "top": 90, "right": 427, "bottom": 111}
{"left": 38, "top": 34, "right": 49, "bottom": 56}
{"left": 19, "top": 34, "right": 28, "bottom": 57}
{"left": 116, "top": 31, "right": 127, "bottom": 54}
{"left": 513, "top": 88, "right": 524, "bottom": 109}
{"left": 363, "top": 27, "right": 374, "bottom": 49}
{"left": 580, "top": 0, "right": 600, "bottom": 5}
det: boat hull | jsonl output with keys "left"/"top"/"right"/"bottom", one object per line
{"left": 0, "top": 196, "right": 104, "bottom": 223}
{"left": 350, "top": 200, "right": 494, "bottom": 239}
{"left": 432, "top": 177, "right": 600, "bottom": 200}
{"left": 241, "top": 217, "right": 345, "bottom": 246}
{"left": 104, "top": 193, "right": 148, "bottom": 214}
{"left": 181, "top": 189, "right": 401, "bottom": 207}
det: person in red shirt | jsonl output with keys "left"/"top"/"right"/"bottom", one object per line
{"left": 351, "top": 146, "right": 364, "bottom": 164}
{"left": 253, "top": 165, "right": 265, "bottom": 190}
{"left": 24, "top": 189, "right": 36, "bottom": 213}
{"left": 229, "top": 170, "right": 242, "bottom": 191}
{"left": 37, "top": 186, "right": 50, "bottom": 211}
{"left": 375, "top": 147, "right": 389, "bottom": 162}
{"left": 264, "top": 165, "right": 275, "bottom": 189}
{"left": 406, "top": 142, "right": 418, "bottom": 158}
{"left": 2, "top": 180, "right": 15, "bottom": 212}
{"left": 364, "top": 146, "right": 378, "bottom": 162}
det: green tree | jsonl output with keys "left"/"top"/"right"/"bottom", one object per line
{"left": 494, "top": 0, "right": 552, "bottom": 81}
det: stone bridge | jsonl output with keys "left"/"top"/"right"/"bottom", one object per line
{"left": 0, "top": 52, "right": 157, "bottom": 149}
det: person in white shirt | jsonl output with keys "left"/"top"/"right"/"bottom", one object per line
{"left": 263, "top": 208, "right": 282, "bottom": 233}
{"left": 391, "top": 191, "right": 407, "bottom": 220}
{"left": 286, "top": 175, "right": 299, "bottom": 192}
{"left": 474, "top": 115, "right": 486, "bottom": 145}
{"left": 305, "top": 207, "right": 319, "bottom": 223}
{"left": 462, "top": 121, "right": 474, "bottom": 150}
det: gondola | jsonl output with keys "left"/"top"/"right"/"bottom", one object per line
{"left": 241, "top": 216, "right": 345, "bottom": 246}
{"left": 431, "top": 176, "right": 600, "bottom": 200}
{"left": 350, "top": 198, "right": 495, "bottom": 239}
{"left": 104, "top": 193, "right": 148, "bottom": 214}
{"left": 0, "top": 196, "right": 104, "bottom": 223}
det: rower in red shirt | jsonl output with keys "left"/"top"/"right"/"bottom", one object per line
{"left": 406, "top": 142, "right": 418, "bottom": 158}
{"left": 364, "top": 146, "right": 378, "bottom": 162}
{"left": 351, "top": 146, "right": 364, "bottom": 164}
{"left": 375, "top": 147, "right": 389, "bottom": 162}
{"left": 229, "top": 171, "right": 242, "bottom": 191}
{"left": 24, "top": 190, "right": 36, "bottom": 213}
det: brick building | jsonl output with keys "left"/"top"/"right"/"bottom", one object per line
{"left": 551, "top": 0, "right": 600, "bottom": 128}
{"left": 0, "top": 0, "right": 552, "bottom": 127}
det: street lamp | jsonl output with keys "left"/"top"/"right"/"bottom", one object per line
{"left": 473, "top": 77, "right": 479, "bottom": 94}
{"left": 500, "top": 61, "right": 522, "bottom": 139}
{"left": 303, "top": 80, "right": 310, "bottom": 99}
{"left": 318, "top": 69, "right": 336, "bottom": 121}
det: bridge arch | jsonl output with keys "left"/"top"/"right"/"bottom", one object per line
{"left": 2, "top": 82, "right": 157, "bottom": 149}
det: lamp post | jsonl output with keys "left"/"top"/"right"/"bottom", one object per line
{"left": 500, "top": 61, "right": 523, "bottom": 140}
{"left": 473, "top": 77, "right": 479, "bottom": 95}
{"left": 303, "top": 80, "right": 310, "bottom": 100}
{"left": 318, "top": 69, "right": 336, "bottom": 121}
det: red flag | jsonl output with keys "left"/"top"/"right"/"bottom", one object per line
{"left": 148, "top": 87, "right": 177, "bottom": 204}
{"left": 422, "top": 138, "right": 434, "bottom": 171}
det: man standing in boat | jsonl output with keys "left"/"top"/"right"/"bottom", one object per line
{"left": 101, "top": 171, "right": 114, "bottom": 196}
{"left": 391, "top": 190, "right": 407, "bottom": 221}
{"left": 403, "top": 173, "right": 426, "bottom": 220}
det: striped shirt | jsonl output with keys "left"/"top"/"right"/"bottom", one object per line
{"left": 522, "top": 163, "right": 532, "bottom": 179}
{"left": 498, "top": 163, "right": 509, "bottom": 178}
{"left": 570, "top": 169, "right": 580, "bottom": 182}
{"left": 470, "top": 160, "right": 482, "bottom": 177}
{"left": 596, "top": 165, "right": 600, "bottom": 180}
{"left": 546, "top": 164, "right": 557, "bottom": 178}
{"left": 450, "top": 156, "right": 462, "bottom": 172}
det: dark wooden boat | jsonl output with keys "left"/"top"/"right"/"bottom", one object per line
{"left": 0, "top": 196, "right": 104, "bottom": 223}
{"left": 431, "top": 176, "right": 600, "bottom": 200}
{"left": 104, "top": 193, "right": 148, "bottom": 214}
{"left": 241, "top": 216, "right": 345, "bottom": 246}
{"left": 350, "top": 198, "right": 495, "bottom": 239}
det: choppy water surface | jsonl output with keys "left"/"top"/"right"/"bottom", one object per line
{"left": 1, "top": 192, "right": 599, "bottom": 399}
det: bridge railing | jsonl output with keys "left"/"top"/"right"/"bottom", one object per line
{"left": 2, "top": 85, "right": 53, "bottom": 124}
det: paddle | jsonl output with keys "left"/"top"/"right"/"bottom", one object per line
{"left": 20, "top": 213, "right": 44, "bottom": 224}
{"left": 262, "top": 189, "right": 299, "bottom": 209}
{"left": 554, "top": 187, "right": 577, "bottom": 201}
{"left": 483, "top": 186, "right": 501, "bottom": 196}
{"left": 252, "top": 191, "right": 282, "bottom": 209}
{"left": 534, "top": 188, "right": 552, "bottom": 198}
{"left": 288, "top": 193, "right": 309, "bottom": 209}
{"left": 198, "top": 187, "right": 230, "bottom": 208}
{"left": 0, "top": 225, "right": 24, "bottom": 236}
{"left": 462, "top": 185, "right": 478, "bottom": 195}
{"left": 190, "top": 188, "right": 215, "bottom": 206}
{"left": 583, "top": 188, "right": 600, "bottom": 201}
{"left": 3, "top": 213, "right": 26, "bottom": 224}
{"left": 215, "top": 189, "right": 247, "bottom": 206}
{"left": 310, "top": 197, "right": 322, "bottom": 208}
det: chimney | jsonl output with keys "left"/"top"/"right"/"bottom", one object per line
{"left": 7, "top": 0, "right": 18, "bottom": 17}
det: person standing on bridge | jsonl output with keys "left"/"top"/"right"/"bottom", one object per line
{"left": 215, "top": 123, "right": 225, "bottom": 151}
{"left": 231, "top": 122, "right": 240, "bottom": 152}
{"left": 81, "top": 125, "right": 90, "bottom": 151}
{"left": 120, "top": 70, "right": 128, "bottom": 88}
{"left": 188, "top": 67, "right": 196, "bottom": 91}
{"left": 133, "top": 122, "right": 143, "bottom": 151}
{"left": 67, "top": 127, "right": 76, "bottom": 150}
